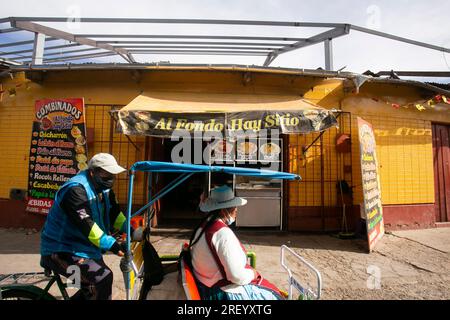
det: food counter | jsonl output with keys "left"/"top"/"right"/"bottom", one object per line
{"left": 207, "top": 136, "right": 284, "bottom": 228}
{"left": 235, "top": 184, "right": 282, "bottom": 228}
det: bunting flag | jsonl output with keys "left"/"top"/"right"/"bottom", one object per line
{"left": 415, "top": 104, "right": 426, "bottom": 111}
{"left": 369, "top": 94, "right": 450, "bottom": 111}
{"left": 443, "top": 96, "right": 450, "bottom": 104}
{"left": 1, "top": 81, "right": 31, "bottom": 99}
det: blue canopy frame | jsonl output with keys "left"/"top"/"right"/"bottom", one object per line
{"left": 123, "top": 161, "right": 301, "bottom": 299}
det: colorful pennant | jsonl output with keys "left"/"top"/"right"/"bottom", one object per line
{"left": 369, "top": 93, "right": 450, "bottom": 111}
{"left": 415, "top": 104, "right": 426, "bottom": 111}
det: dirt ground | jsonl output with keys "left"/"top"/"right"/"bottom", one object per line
{"left": 0, "top": 226, "right": 449, "bottom": 300}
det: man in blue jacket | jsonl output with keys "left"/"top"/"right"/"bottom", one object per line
{"left": 40, "top": 153, "right": 136, "bottom": 300}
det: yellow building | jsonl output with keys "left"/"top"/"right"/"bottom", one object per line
{"left": 0, "top": 65, "right": 449, "bottom": 232}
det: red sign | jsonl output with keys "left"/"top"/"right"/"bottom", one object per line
{"left": 357, "top": 117, "right": 385, "bottom": 252}
{"left": 26, "top": 98, "right": 87, "bottom": 215}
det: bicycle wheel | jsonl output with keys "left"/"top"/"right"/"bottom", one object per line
{"left": 1, "top": 287, "right": 54, "bottom": 300}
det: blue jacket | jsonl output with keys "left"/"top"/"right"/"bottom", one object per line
{"left": 40, "top": 171, "right": 117, "bottom": 259}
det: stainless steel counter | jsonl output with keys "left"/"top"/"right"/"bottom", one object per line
{"left": 235, "top": 187, "right": 281, "bottom": 227}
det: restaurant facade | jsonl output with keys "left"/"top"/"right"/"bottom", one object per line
{"left": 0, "top": 65, "right": 449, "bottom": 232}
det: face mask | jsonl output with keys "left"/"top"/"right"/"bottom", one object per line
{"left": 226, "top": 216, "right": 235, "bottom": 226}
{"left": 225, "top": 210, "right": 235, "bottom": 226}
{"left": 93, "top": 173, "right": 114, "bottom": 191}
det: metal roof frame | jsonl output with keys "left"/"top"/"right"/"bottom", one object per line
{"left": 0, "top": 17, "right": 449, "bottom": 70}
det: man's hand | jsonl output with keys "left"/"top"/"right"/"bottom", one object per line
{"left": 111, "top": 241, "right": 127, "bottom": 256}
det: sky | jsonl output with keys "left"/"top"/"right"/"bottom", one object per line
{"left": 0, "top": 0, "right": 449, "bottom": 82}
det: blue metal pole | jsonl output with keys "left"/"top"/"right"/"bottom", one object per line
{"left": 147, "top": 172, "right": 152, "bottom": 230}
{"left": 131, "top": 173, "right": 194, "bottom": 217}
{"left": 124, "top": 171, "right": 135, "bottom": 300}
{"left": 131, "top": 173, "right": 187, "bottom": 218}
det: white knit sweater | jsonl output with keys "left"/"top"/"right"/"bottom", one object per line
{"left": 191, "top": 220, "right": 254, "bottom": 288}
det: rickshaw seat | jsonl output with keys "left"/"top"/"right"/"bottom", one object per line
{"left": 180, "top": 243, "right": 201, "bottom": 300}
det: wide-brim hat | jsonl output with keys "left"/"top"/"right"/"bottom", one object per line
{"left": 199, "top": 185, "right": 247, "bottom": 212}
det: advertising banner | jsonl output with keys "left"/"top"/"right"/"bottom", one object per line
{"left": 26, "top": 98, "right": 87, "bottom": 215}
{"left": 357, "top": 117, "right": 385, "bottom": 252}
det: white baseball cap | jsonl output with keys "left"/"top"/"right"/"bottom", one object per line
{"left": 88, "top": 153, "right": 126, "bottom": 174}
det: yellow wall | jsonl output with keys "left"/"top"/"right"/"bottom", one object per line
{"left": 349, "top": 114, "right": 434, "bottom": 206}
{"left": 1, "top": 69, "right": 450, "bottom": 211}
{"left": 288, "top": 81, "right": 450, "bottom": 208}
{"left": 342, "top": 86, "right": 449, "bottom": 206}
{"left": 288, "top": 112, "right": 438, "bottom": 207}
{"left": 0, "top": 102, "right": 34, "bottom": 198}
{"left": 0, "top": 69, "right": 321, "bottom": 206}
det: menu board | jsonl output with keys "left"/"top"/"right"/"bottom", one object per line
{"left": 236, "top": 139, "right": 258, "bottom": 162}
{"left": 209, "top": 139, "right": 234, "bottom": 163}
{"left": 26, "top": 98, "right": 87, "bottom": 215}
{"left": 259, "top": 139, "right": 281, "bottom": 162}
{"left": 207, "top": 138, "right": 282, "bottom": 165}
{"left": 357, "top": 117, "right": 384, "bottom": 252}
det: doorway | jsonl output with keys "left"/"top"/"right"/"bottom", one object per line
{"left": 158, "top": 139, "right": 206, "bottom": 226}
{"left": 432, "top": 123, "right": 450, "bottom": 223}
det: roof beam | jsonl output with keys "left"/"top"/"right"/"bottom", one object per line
{"left": 263, "top": 53, "right": 278, "bottom": 66}
{"left": 0, "top": 57, "right": 24, "bottom": 65}
{"left": 324, "top": 39, "right": 333, "bottom": 71}
{"left": 125, "top": 53, "right": 136, "bottom": 63}
{"left": 10, "top": 19, "right": 135, "bottom": 63}
{"left": 275, "top": 26, "right": 350, "bottom": 55}
{"left": 113, "top": 45, "right": 278, "bottom": 51}
{"left": 0, "top": 43, "right": 82, "bottom": 56}
{"left": 129, "top": 49, "right": 268, "bottom": 56}
{"left": 31, "top": 32, "right": 45, "bottom": 65}
{"left": 105, "top": 41, "right": 289, "bottom": 47}
{"left": 81, "top": 34, "right": 307, "bottom": 42}
{"left": 0, "top": 38, "right": 58, "bottom": 48}
{"left": 0, "top": 27, "right": 20, "bottom": 33}
{"left": 15, "top": 47, "right": 107, "bottom": 61}
{"left": 264, "top": 26, "right": 350, "bottom": 66}
{"left": 22, "top": 51, "right": 118, "bottom": 64}
{"left": 351, "top": 25, "right": 450, "bottom": 53}
{"left": 9, "top": 17, "right": 346, "bottom": 28}
{"left": 373, "top": 71, "right": 450, "bottom": 77}
{"left": 22, "top": 49, "right": 267, "bottom": 62}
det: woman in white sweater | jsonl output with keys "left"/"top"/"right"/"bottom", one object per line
{"left": 190, "top": 185, "right": 284, "bottom": 300}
